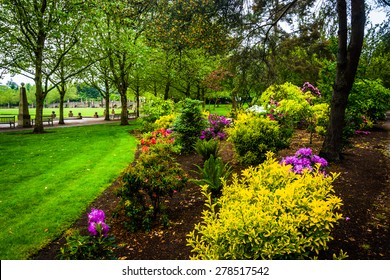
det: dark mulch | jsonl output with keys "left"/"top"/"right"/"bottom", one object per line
{"left": 32, "top": 123, "right": 389, "bottom": 260}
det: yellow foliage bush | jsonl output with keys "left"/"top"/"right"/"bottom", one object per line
{"left": 187, "top": 152, "right": 343, "bottom": 259}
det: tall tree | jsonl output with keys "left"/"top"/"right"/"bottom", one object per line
{"left": 0, "top": 0, "right": 89, "bottom": 133}
{"left": 320, "top": 0, "right": 366, "bottom": 161}
{"left": 93, "top": 0, "right": 154, "bottom": 125}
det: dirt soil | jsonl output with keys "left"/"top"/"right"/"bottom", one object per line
{"left": 33, "top": 121, "right": 389, "bottom": 260}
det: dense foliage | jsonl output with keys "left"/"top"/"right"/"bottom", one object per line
{"left": 173, "top": 99, "right": 207, "bottom": 153}
{"left": 227, "top": 112, "right": 291, "bottom": 165}
{"left": 187, "top": 152, "right": 343, "bottom": 260}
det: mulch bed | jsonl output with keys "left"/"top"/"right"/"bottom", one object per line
{"left": 32, "top": 124, "right": 389, "bottom": 260}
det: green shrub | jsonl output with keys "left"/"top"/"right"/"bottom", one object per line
{"left": 311, "top": 103, "right": 329, "bottom": 136}
{"left": 117, "top": 150, "right": 187, "bottom": 232}
{"left": 193, "top": 139, "right": 220, "bottom": 161}
{"left": 227, "top": 112, "right": 291, "bottom": 165}
{"left": 140, "top": 97, "right": 175, "bottom": 132}
{"left": 347, "top": 79, "right": 390, "bottom": 123}
{"left": 173, "top": 99, "right": 207, "bottom": 153}
{"left": 187, "top": 152, "right": 343, "bottom": 260}
{"left": 192, "top": 155, "right": 232, "bottom": 197}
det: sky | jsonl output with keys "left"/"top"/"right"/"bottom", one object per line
{"left": 0, "top": 5, "right": 387, "bottom": 87}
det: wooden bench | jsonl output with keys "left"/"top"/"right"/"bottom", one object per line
{"left": 0, "top": 116, "right": 16, "bottom": 128}
{"left": 110, "top": 114, "right": 121, "bottom": 120}
{"left": 30, "top": 116, "right": 54, "bottom": 126}
{"left": 128, "top": 111, "right": 137, "bottom": 119}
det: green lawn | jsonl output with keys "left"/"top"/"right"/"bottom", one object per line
{"left": 0, "top": 108, "right": 110, "bottom": 118}
{"left": 0, "top": 123, "right": 139, "bottom": 259}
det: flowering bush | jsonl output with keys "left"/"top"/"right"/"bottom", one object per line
{"left": 59, "top": 209, "right": 116, "bottom": 259}
{"left": 139, "top": 128, "right": 178, "bottom": 153}
{"left": 301, "top": 82, "right": 322, "bottom": 98}
{"left": 187, "top": 152, "right": 343, "bottom": 260}
{"left": 200, "top": 114, "right": 231, "bottom": 141}
{"left": 280, "top": 148, "right": 328, "bottom": 174}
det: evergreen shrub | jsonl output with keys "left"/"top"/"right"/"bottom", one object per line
{"left": 227, "top": 112, "right": 290, "bottom": 165}
{"left": 187, "top": 153, "right": 343, "bottom": 260}
{"left": 173, "top": 99, "right": 207, "bottom": 153}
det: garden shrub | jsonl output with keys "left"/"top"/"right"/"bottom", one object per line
{"left": 173, "top": 99, "right": 207, "bottom": 153}
{"left": 347, "top": 79, "right": 390, "bottom": 125}
{"left": 192, "top": 155, "right": 232, "bottom": 197}
{"left": 200, "top": 113, "right": 231, "bottom": 141}
{"left": 187, "top": 152, "right": 343, "bottom": 260}
{"left": 311, "top": 103, "right": 329, "bottom": 136}
{"left": 259, "top": 82, "right": 327, "bottom": 131}
{"left": 154, "top": 113, "right": 177, "bottom": 130}
{"left": 141, "top": 97, "right": 175, "bottom": 132}
{"left": 139, "top": 127, "right": 179, "bottom": 154}
{"left": 117, "top": 149, "right": 187, "bottom": 232}
{"left": 227, "top": 112, "right": 291, "bottom": 165}
{"left": 193, "top": 139, "right": 220, "bottom": 161}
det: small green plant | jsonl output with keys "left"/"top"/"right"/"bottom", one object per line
{"left": 192, "top": 155, "right": 232, "bottom": 197}
{"left": 59, "top": 209, "right": 116, "bottom": 260}
{"left": 193, "top": 139, "right": 220, "bottom": 161}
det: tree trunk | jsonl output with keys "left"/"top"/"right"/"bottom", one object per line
{"left": 320, "top": 0, "right": 365, "bottom": 161}
{"left": 34, "top": 93, "right": 45, "bottom": 133}
{"left": 104, "top": 97, "right": 110, "bottom": 121}
{"left": 104, "top": 80, "right": 110, "bottom": 121}
{"left": 164, "top": 79, "right": 170, "bottom": 100}
{"left": 33, "top": 72, "right": 45, "bottom": 133}
{"left": 120, "top": 88, "right": 129, "bottom": 125}
{"left": 59, "top": 92, "right": 65, "bottom": 125}
{"left": 135, "top": 84, "right": 140, "bottom": 118}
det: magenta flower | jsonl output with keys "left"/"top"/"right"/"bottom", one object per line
{"left": 88, "top": 208, "right": 105, "bottom": 224}
{"left": 88, "top": 221, "right": 110, "bottom": 237}
{"left": 87, "top": 208, "right": 109, "bottom": 237}
{"left": 281, "top": 148, "right": 328, "bottom": 175}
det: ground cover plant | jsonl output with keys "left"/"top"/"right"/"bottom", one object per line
{"left": 0, "top": 123, "right": 139, "bottom": 259}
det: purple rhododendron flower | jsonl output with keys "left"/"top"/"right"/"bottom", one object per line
{"left": 295, "top": 148, "right": 312, "bottom": 157}
{"left": 88, "top": 221, "right": 110, "bottom": 237}
{"left": 87, "top": 208, "right": 110, "bottom": 237}
{"left": 281, "top": 148, "right": 328, "bottom": 175}
{"left": 88, "top": 208, "right": 105, "bottom": 223}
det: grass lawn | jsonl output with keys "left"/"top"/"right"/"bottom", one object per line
{"left": 0, "top": 108, "right": 110, "bottom": 118}
{"left": 0, "top": 123, "right": 139, "bottom": 259}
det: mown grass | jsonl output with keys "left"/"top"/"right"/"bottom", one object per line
{"left": 0, "top": 108, "right": 109, "bottom": 118}
{"left": 0, "top": 123, "right": 139, "bottom": 259}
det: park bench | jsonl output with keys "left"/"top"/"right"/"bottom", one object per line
{"left": 0, "top": 116, "right": 16, "bottom": 128}
{"left": 128, "top": 111, "right": 137, "bottom": 119}
{"left": 30, "top": 116, "right": 54, "bottom": 126}
{"left": 110, "top": 113, "right": 121, "bottom": 120}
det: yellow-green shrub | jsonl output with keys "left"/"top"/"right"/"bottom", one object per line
{"left": 187, "top": 152, "right": 343, "bottom": 260}
{"left": 154, "top": 113, "right": 177, "bottom": 130}
{"left": 227, "top": 112, "right": 291, "bottom": 165}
